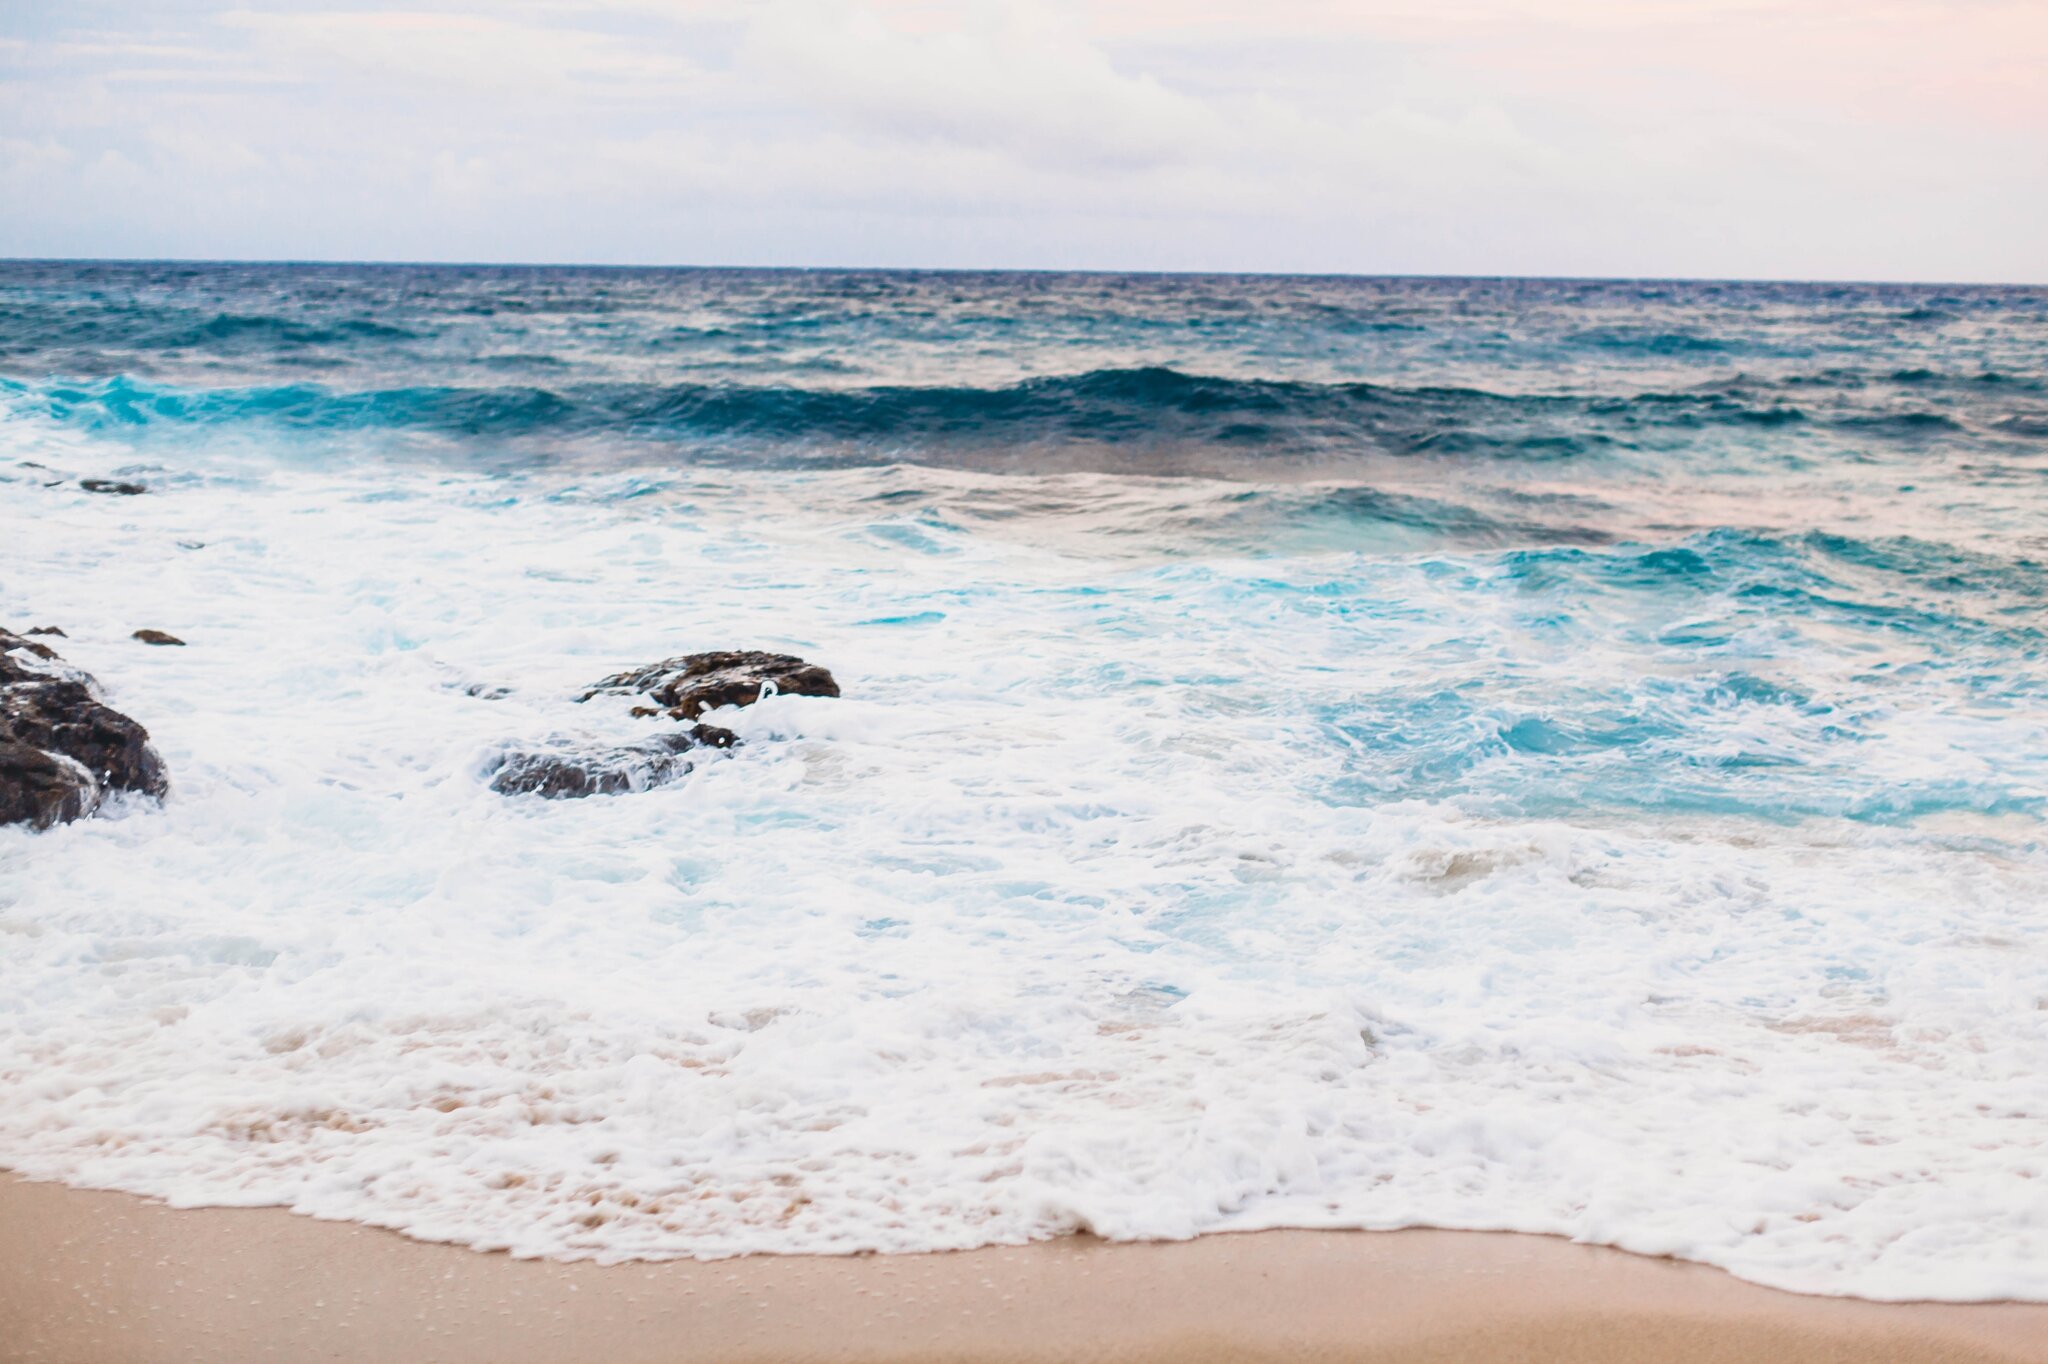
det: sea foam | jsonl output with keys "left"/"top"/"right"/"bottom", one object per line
{"left": 3, "top": 265, "right": 2046, "bottom": 1302}
{"left": 3, "top": 437, "right": 2045, "bottom": 1300}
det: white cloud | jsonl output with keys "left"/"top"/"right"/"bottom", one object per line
{"left": 0, "top": 0, "right": 2039, "bottom": 279}
{"left": 217, "top": 7, "right": 707, "bottom": 94}
{"left": 739, "top": 4, "right": 1222, "bottom": 171}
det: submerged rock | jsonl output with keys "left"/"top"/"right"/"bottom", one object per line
{"left": 132, "top": 629, "right": 185, "bottom": 646}
{"left": 493, "top": 649, "right": 837, "bottom": 800}
{"left": 490, "top": 724, "right": 735, "bottom": 799}
{"left": 1, "top": 627, "right": 169, "bottom": 829}
{"left": 81, "top": 478, "right": 147, "bottom": 495}
{"left": 582, "top": 650, "right": 839, "bottom": 719}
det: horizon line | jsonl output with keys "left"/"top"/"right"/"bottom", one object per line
{"left": 1, "top": 256, "right": 2040, "bottom": 291}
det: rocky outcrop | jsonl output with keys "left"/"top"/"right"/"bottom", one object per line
{"left": 1, "top": 628, "right": 169, "bottom": 829}
{"left": 132, "top": 629, "right": 185, "bottom": 646}
{"left": 582, "top": 651, "right": 840, "bottom": 720}
{"left": 491, "top": 650, "right": 837, "bottom": 800}
{"left": 490, "top": 724, "right": 736, "bottom": 798}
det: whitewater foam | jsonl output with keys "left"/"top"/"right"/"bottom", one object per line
{"left": 3, "top": 436, "right": 2045, "bottom": 1299}
{"left": 4, "top": 265, "right": 2047, "bottom": 1302}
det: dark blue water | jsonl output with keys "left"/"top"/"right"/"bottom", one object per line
{"left": 5, "top": 264, "right": 2048, "bottom": 1292}
{"left": 3, "top": 264, "right": 2044, "bottom": 479}
{"left": 5, "top": 263, "right": 2047, "bottom": 825}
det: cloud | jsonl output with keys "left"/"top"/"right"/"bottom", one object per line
{"left": 217, "top": 7, "right": 706, "bottom": 94}
{"left": 723, "top": 1, "right": 1559, "bottom": 208}
{"left": 739, "top": 4, "right": 1223, "bottom": 172}
{"left": 0, "top": 0, "right": 2040, "bottom": 279}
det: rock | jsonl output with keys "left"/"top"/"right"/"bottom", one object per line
{"left": 2, "top": 676, "right": 170, "bottom": 800}
{"left": 582, "top": 651, "right": 839, "bottom": 720}
{"left": 0, "top": 740, "right": 98, "bottom": 830}
{"left": 26, "top": 626, "right": 65, "bottom": 637}
{"left": 2, "top": 634, "right": 60, "bottom": 669}
{"left": 81, "top": 478, "right": 147, "bottom": 495}
{"left": 490, "top": 725, "right": 736, "bottom": 799}
{"left": 1, "top": 627, "right": 169, "bottom": 828}
{"left": 132, "top": 629, "right": 185, "bottom": 646}
{"left": 492, "top": 649, "right": 836, "bottom": 801}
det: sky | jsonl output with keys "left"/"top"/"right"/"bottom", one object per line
{"left": 1, "top": 0, "right": 2043, "bottom": 281}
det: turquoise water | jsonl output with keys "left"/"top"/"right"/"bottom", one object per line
{"left": 8, "top": 265, "right": 2043, "bottom": 826}
{"left": 1, "top": 264, "right": 2045, "bottom": 1297}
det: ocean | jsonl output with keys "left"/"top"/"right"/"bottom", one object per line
{"left": 2, "top": 262, "right": 2045, "bottom": 1300}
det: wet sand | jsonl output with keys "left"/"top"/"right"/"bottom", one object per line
{"left": 2, "top": 1173, "right": 2044, "bottom": 1364}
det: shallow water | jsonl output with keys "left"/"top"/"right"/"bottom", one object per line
{"left": 2, "top": 265, "right": 2045, "bottom": 1299}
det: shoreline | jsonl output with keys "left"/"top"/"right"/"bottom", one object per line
{"left": 4, "top": 1174, "right": 2045, "bottom": 1364}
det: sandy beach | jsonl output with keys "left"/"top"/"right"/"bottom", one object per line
{"left": 8, "top": 0, "right": 2048, "bottom": 1351}
{"left": 2, "top": 1173, "right": 2043, "bottom": 1364}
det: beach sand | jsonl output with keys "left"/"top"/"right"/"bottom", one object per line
{"left": 2, "top": 1173, "right": 2043, "bottom": 1364}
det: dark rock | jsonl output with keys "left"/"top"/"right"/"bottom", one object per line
{"left": 1, "top": 627, "right": 169, "bottom": 828}
{"left": 0, "top": 740, "right": 96, "bottom": 830}
{"left": 26, "top": 626, "right": 66, "bottom": 637}
{"left": 490, "top": 725, "right": 735, "bottom": 799}
{"left": 81, "top": 479, "right": 147, "bottom": 495}
{"left": 2, "top": 635, "right": 61, "bottom": 669}
{"left": 2, "top": 677, "right": 169, "bottom": 800}
{"left": 491, "top": 649, "right": 835, "bottom": 801}
{"left": 582, "top": 651, "right": 839, "bottom": 720}
{"left": 132, "top": 629, "right": 186, "bottom": 646}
